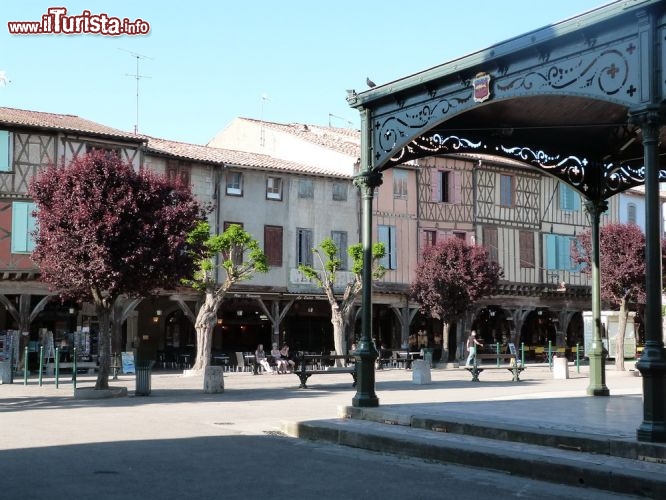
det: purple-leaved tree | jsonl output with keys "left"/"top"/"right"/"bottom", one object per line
{"left": 411, "top": 237, "right": 503, "bottom": 358}
{"left": 572, "top": 223, "right": 650, "bottom": 371}
{"left": 29, "top": 150, "right": 204, "bottom": 389}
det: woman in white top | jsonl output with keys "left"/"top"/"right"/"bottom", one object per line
{"left": 271, "top": 343, "right": 288, "bottom": 373}
{"left": 255, "top": 344, "right": 273, "bottom": 374}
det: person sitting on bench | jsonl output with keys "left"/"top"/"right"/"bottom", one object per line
{"left": 280, "top": 343, "right": 296, "bottom": 372}
{"left": 255, "top": 344, "right": 273, "bottom": 374}
{"left": 271, "top": 343, "right": 289, "bottom": 374}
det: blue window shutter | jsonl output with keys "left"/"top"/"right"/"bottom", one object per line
{"left": 545, "top": 234, "right": 557, "bottom": 270}
{"left": 27, "top": 203, "right": 37, "bottom": 251}
{"left": 559, "top": 184, "right": 567, "bottom": 210}
{"left": 0, "top": 131, "right": 10, "bottom": 171}
{"left": 11, "top": 202, "right": 29, "bottom": 253}
{"left": 378, "top": 225, "right": 389, "bottom": 268}
{"left": 389, "top": 226, "right": 397, "bottom": 270}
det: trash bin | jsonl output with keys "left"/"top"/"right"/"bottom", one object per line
{"left": 421, "top": 348, "right": 434, "bottom": 368}
{"left": 135, "top": 360, "right": 154, "bottom": 396}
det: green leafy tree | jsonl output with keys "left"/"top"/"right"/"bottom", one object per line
{"left": 299, "top": 238, "right": 385, "bottom": 356}
{"left": 185, "top": 222, "right": 268, "bottom": 372}
{"left": 29, "top": 150, "right": 204, "bottom": 389}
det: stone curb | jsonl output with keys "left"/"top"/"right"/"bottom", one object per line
{"left": 282, "top": 418, "right": 666, "bottom": 498}
{"left": 340, "top": 406, "right": 666, "bottom": 462}
{"left": 73, "top": 386, "right": 128, "bottom": 400}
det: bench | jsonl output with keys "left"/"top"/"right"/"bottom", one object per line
{"left": 463, "top": 353, "right": 525, "bottom": 382}
{"left": 293, "top": 354, "right": 357, "bottom": 388}
{"left": 51, "top": 361, "right": 99, "bottom": 374}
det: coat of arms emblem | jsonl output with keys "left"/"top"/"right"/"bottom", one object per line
{"left": 472, "top": 72, "right": 491, "bottom": 103}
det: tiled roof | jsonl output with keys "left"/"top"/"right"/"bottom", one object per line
{"left": 238, "top": 117, "right": 360, "bottom": 157}
{"left": 0, "top": 107, "right": 143, "bottom": 142}
{"left": 144, "top": 135, "right": 352, "bottom": 178}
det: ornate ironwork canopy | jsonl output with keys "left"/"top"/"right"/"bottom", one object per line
{"left": 347, "top": 0, "right": 666, "bottom": 201}
{"left": 348, "top": 0, "right": 666, "bottom": 442}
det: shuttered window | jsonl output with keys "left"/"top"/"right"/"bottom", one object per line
{"left": 0, "top": 130, "right": 12, "bottom": 172}
{"left": 431, "top": 169, "right": 462, "bottom": 203}
{"left": 166, "top": 160, "right": 191, "bottom": 187}
{"left": 627, "top": 203, "right": 637, "bottom": 225}
{"left": 545, "top": 234, "right": 575, "bottom": 270}
{"left": 378, "top": 225, "right": 397, "bottom": 270}
{"left": 298, "top": 179, "right": 314, "bottom": 199}
{"left": 559, "top": 183, "right": 580, "bottom": 211}
{"left": 482, "top": 227, "right": 498, "bottom": 262}
{"left": 499, "top": 175, "right": 513, "bottom": 207}
{"left": 297, "top": 228, "right": 313, "bottom": 266}
{"left": 519, "top": 231, "right": 535, "bottom": 268}
{"left": 332, "top": 182, "right": 347, "bottom": 201}
{"left": 393, "top": 169, "right": 408, "bottom": 198}
{"left": 422, "top": 230, "right": 436, "bottom": 248}
{"left": 331, "top": 231, "right": 348, "bottom": 270}
{"left": 11, "top": 201, "right": 36, "bottom": 253}
{"left": 264, "top": 225, "right": 283, "bottom": 267}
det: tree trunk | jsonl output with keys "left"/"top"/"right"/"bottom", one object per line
{"left": 615, "top": 298, "right": 628, "bottom": 372}
{"left": 192, "top": 292, "right": 219, "bottom": 372}
{"left": 111, "top": 299, "right": 124, "bottom": 355}
{"left": 331, "top": 306, "right": 345, "bottom": 365}
{"left": 441, "top": 322, "right": 450, "bottom": 363}
{"left": 94, "top": 305, "right": 112, "bottom": 390}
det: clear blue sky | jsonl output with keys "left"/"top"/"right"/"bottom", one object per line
{"left": 1, "top": 0, "right": 609, "bottom": 145}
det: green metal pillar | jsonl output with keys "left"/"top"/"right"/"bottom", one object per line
{"left": 584, "top": 199, "right": 609, "bottom": 396}
{"left": 634, "top": 109, "right": 666, "bottom": 442}
{"left": 352, "top": 108, "right": 380, "bottom": 408}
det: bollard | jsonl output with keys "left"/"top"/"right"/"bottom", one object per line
{"left": 55, "top": 347, "right": 59, "bottom": 389}
{"left": 38, "top": 345, "right": 44, "bottom": 386}
{"left": 23, "top": 346, "right": 28, "bottom": 385}
{"left": 496, "top": 342, "right": 500, "bottom": 367}
{"left": 72, "top": 347, "right": 77, "bottom": 390}
{"left": 521, "top": 342, "right": 525, "bottom": 366}
{"left": 112, "top": 352, "right": 119, "bottom": 380}
{"left": 576, "top": 342, "right": 580, "bottom": 373}
{"left": 548, "top": 340, "right": 553, "bottom": 369}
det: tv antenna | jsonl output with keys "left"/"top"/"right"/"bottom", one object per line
{"left": 260, "top": 93, "right": 270, "bottom": 147}
{"left": 328, "top": 113, "right": 354, "bottom": 128}
{"left": 119, "top": 49, "right": 153, "bottom": 134}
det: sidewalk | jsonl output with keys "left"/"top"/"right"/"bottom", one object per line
{"left": 281, "top": 362, "right": 666, "bottom": 498}
{"left": 1, "top": 361, "right": 662, "bottom": 497}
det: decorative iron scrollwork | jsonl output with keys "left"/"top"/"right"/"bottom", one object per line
{"left": 496, "top": 48, "right": 630, "bottom": 96}
{"left": 376, "top": 93, "right": 472, "bottom": 156}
